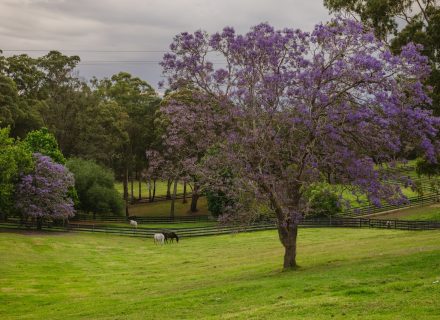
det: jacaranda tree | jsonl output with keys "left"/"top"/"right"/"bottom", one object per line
{"left": 15, "top": 153, "right": 75, "bottom": 229}
{"left": 161, "top": 17, "right": 440, "bottom": 269}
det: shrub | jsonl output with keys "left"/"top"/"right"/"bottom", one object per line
{"left": 304, "top": 185, "right": 341, "bottom": 218}
{"left": 205, "top": 190, "right": 233, "bottom": 217}
{"left": 66, "top": 158, "right": 123, "bottom": 217}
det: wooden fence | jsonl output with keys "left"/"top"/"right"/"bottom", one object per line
{"left": 72, "top": 214, "right": 211, "bottom": 223}
{"left": 130, "top": 192, "right": 193, "bottom": 204}
{"left": 1, "top": 217, "right": 439, "bottom": 239}
{"left": 340, "top": 193, "right": 439, "bottom": 217}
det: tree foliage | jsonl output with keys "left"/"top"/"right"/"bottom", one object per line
{"left": 15, "top": 153, "right": 75, "bottom": 227}
{"left": 92, "top": 72, "right": 160, "bottom": 206}
{"left": 0, "top": 127, "right": 33, "bottom": 219}
{"left": 303, "top": 184, "right": 342, "bottom": 218}
{"left": 66, "top": 158, "right": 123, "bottom": 216}
{"left": 23, "top": 127, "right": 66, "bottom": 164}
{"left": 324, "top": 0, "right": 440, "bottom": 115}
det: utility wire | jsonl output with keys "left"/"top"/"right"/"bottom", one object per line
{"left": 1, "top": 49, "right": 168, "bottom": 53}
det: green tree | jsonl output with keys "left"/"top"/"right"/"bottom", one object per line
{"left": 75, "top": 100, "right": 129, "bottom": 168}
{"left": 0, "top": 59, "right": 43, "bottom": 137}
{"left": 0, "top": 75, "right": 18, "bottom": 127}
{"left": 66, "top": 158, "right": 123, "bottom": 217}
{"left": 0, "top": 50, "right": 87, "bottom": 147}
{"left": 304, "top": 184, "right": 342, "bottom": 218}
{"left": 416, "top": 156, "right": 440, "bottom": 177}
{"left": 36, "top": 51, "right": 85, "bottom": 155}
{"left": 93, "top": 72, "right": 160, "bottom": 206}
{"left": 0, "top": 127, "right": 33, "bottom": 220}
{"left": 23, "top": 127, "right": 66, "bottom": 164}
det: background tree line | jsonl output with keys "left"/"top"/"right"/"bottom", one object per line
{"left": 0, "top": 49, "right": 207, "bottom": 220}
{"left": 2, "top": 1, "right": 439, "bottom": 222}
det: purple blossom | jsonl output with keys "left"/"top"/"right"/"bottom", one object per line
{"left": 15, "top": 153, "right": 75, "bottom": 221}
{"left": 160, "top": 17, "right": 440, "bottom": 266}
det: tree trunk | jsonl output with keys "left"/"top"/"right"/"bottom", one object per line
{"left": 138, "top": 175, "right": 142, "bottom": 200}
{"left": 124, "top": 168, "right": 130, "bottom": 217}
{"left": 36, "top": 217, "right": 43, "bottom": 230}
{"left": 148, "top": 178, "right": 152, "bottom": 202}
{"left": 190, "top": 183, "right": 200, "bottom": 213}
{"left": 277, "top": 223, "right": 298, "bottom": 269}
{"left": 182, "top": 181, "right": 187, "bottom": 203}
{"left": 152, "top": 179, "right": 156, "bottom": 201}
{"left": 130, "top": 175, "right": 134, "bottom": 203}
{"left": 166, "top": 179, "right": 172, "bottom": 199}
{"left": 170, "top": 180, "right": 178, "bottom": 219}
{"left": 0, "top": 210, "right": 6, "bottom": 221}
{"left": 123, "top": 169, "right": 129, "bottom": 201}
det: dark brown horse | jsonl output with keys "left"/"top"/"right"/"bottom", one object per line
{"left": 162, "top": 231, "right": 179, "bottom": 243}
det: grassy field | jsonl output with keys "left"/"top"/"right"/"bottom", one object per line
{"left": 114, "top": 180, "right": 185, "bottom": 198}
{"left": 375, "top": 204, "right": 440, "bottom": 221}
{"left": 1, "top": 228, "right": 439, "bottom": 319}
{"left": 128, "top": 196, "right": 209, "bottom": 216}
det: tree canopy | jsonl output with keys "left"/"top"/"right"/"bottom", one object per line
{"left": 161, "top": 17, "right": 440, "bottom": 268}
{"left": 0, "top": 127, "right": 33, "bottom": 219}
{"left": 15, "top": 153, "right": 75, "bottom": 228}
{"left": 66, "top": 158, "right": 123, "bottom": 217}
{"left": 324, "top": 0, "right": 440, "bottom": 114}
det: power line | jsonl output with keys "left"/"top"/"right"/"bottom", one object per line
{"left": 79, "top": 60, "right": 226, "bottom": 63}
{"left": 79, "top": 61, "right": 163, "bottom": 64}
{"left": 1, "top": 49, "right": 168, "bottom": 53}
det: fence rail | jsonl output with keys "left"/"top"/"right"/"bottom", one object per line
{"left": 1, "top": 217, "right": 439, "bottom": 239}
{"left": 130, "top": 192, "right": 193, "bottom": 204}
{"left": 340, "top": 193, "right": 439, "bottom": 217}
{"left": 72, "top": 214, "right": 211, "bottom": 223}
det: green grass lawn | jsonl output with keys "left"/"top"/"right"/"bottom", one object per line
{"left": 1, "top": 228, "right": 439, "bottom": 319}
{"left": 375, "top": 204, "right": 440, "bottom": 221}
{"left": 114, "top": 180, "right": 185, "bottom": 198}
{"left": 128, "top": 196, "right": 209, "bottom": 217}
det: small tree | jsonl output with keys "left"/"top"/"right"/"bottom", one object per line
{"left": 0, "top": 127, "right": 33, "bottom": 220}
{"left": 66, "top": 158, "right": 123, "bottom": 218}
{"left": 303, "top": 184, "right": 341, "bottom": 218}
{"left": 23, "top": 127, "right": 66, "bottom": 164}
{"left": 15, "top": 153, "right": 75, "bottom": 229}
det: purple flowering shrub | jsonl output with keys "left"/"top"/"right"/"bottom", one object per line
{"left": 161, "top": 17, "right": 440, "bottom": 268}
{"left": 15, "top": 153, "right": 75, "bottom": 227}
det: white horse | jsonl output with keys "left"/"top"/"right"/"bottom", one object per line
{"left": 154, "top": 233, "right": 165, "bottom": 245}
{"left": 129, "top": 220, "right": 138, "bottom": 229}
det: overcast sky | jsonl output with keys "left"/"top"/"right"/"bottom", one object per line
{"left": 0, "top": 0, "right": 330, "bottom": 90}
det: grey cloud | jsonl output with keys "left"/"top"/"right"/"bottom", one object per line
{"left": 0, "top": 0, "right": 330, "bottom": 88}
